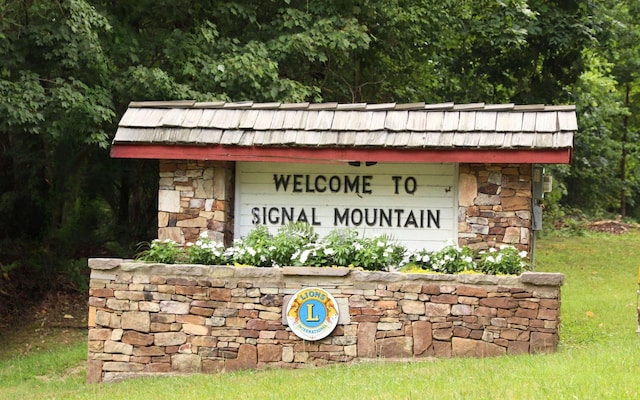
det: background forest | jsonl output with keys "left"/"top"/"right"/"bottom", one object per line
{"left": 1, "top": 0, "right": 639, "bottom": 304}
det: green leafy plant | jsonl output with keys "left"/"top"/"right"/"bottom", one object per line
{"left": 136, "top": 239, "right": 185, "bottom": 264}
{"left": 186, "top": 234, "right": 227, "bottom": 265}
{"left": 352, "top": 235, "right": 405, "bottom": 271}
{"left": 270, "top": 222, "right": 318, "bottom": 267}
{"left": 403, "top": 244, "right": 477, "bottom": 274}
{"left": 478, "top": 245, "right": 529, "bottom": 275}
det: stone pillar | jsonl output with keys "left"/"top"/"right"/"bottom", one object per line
{"left": 458, "top": 164, "right": 532, "bottom": 252}
{"left": 158, "top": 160, "right": 234, "bottom": 245}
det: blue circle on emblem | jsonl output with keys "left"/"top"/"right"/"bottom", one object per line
{"left": 299, "top": 299, "right": 326, "bottom": 328}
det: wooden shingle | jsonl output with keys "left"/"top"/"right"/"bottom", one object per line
{"left": 112, "top": 102, "right": 577, "bottom": 154}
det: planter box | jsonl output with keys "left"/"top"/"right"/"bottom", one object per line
{"left": 87, "top": 258, "right": 563, "bottom": 383}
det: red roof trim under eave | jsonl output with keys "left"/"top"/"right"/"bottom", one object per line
{"left": 110, "top": 144, "right": 572, "bottom": 164}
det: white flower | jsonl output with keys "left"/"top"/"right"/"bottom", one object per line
{"left": 186, "top": 242, "right": 194, "bottom": 247}
{"left": 489, "top": 247, "right": 497, "bottom": 253}
{"left": 463, "top": 256, "right": 472, "bottom": 263}
{"left": 519, "top": 251, "right": 528, "bottom": 259}
{"left": 199, "top": 231, "right": 209, "bottom": 238}
{"left": 354, "top": 242, "right": 363, "bottom": 251}
{"left": 195, "top": 240, "right": 203, "bottom": 247}
{"left": 247, "top": 247, "right": 256, "bottom": 256}
{"left": 324, "top": 248, "right": 335, "bottom": 256}
{"left": 377, "top": 241, "right": 385, "bottom": 247}
{"left": 486, "top": 256, "right": 495, "bottom": 264}
{"left": 300, "top": 249, "right": 311, "bottom": 264}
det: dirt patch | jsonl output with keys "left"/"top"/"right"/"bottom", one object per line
{"left": 0, "top": 290, "right": 88, "bottom": 359}
{"left": 588, "top": 220, "right": 638, "bottom": 234}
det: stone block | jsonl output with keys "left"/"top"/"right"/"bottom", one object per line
{"left": 88, "top": 328, "right": 112, "bottom": 341}
{"left": 479, "top": 298, "right": 517, "bottom": 309}
{"left": 537, "top": 308, "right": 559, "bottom": 321}
{"left": 401, "top": 300, "right": 425, "bottom": 315}
{"left": 209, "top": 288, "right": 232, "bottom": 301}
{"left": 433, "top": 328, "right": 453, "bottom": 341}
{"left": 530, "top": 332, "right": 558, "bottom": 353}
{"left": 452, "top": 337, "right": 506, "bottom": 357}
{"left": 357, "top": 322, "right": 377, "bottom": 358}
{"left": 377, "top": 337, "right": 413, "bottom": 358}
{"left": 159, "top": 301, "right": 190, "bottom": 314}
{"left": 458, "top": 173, "right": 477, "bottom": 206}
{"left": 451, "top": 304, "right": 472, "bottom": 316}
{"left": 412, "top": 321, "right": 432, "bottom": 356}
{"left": 155, "top": 332, "right": 187, "bottom": 346}
{"left": 508, "top": 340, "right": 529, "bottom": 355}
{"left": 183, "top": 323, "right": 210, "bottom": 336}
{"left": 225, "top": 344, "right": 257, "bottom": 371}
{"left": 86, "top": 359, "right": 103, "bottom": 383}
{"left": 425, "top": 303, "right": 451, "bottom": 317}
{"left": 202, "top": 359, "right": 225, "bottom": 373}
{"left": 158, "top": 227, "right": 184, "bottom": 243}
{"left": 503, "top": 227, "right": 521, "bottom": 243}
{"left": 158, "top": 190, "right": 181, "bottom": 213}
{"left": 133, "top": 346, "right": 166, "bottom": 357}
{"left": 521, "top": 272, "right": 565, "bottom": 286}
{"left": 102, "top": 361, "right": 144, "bottom": 372}
{"left": 177, "top": 217, "right": 208, "bottom": 228}
{"left": 106, "top": 298, "right": 130, "bottom": 311}
{"left": 432, "top": 341, "right": 451, "bottom": 358}
{"left": 121, "top": 311, "right": 151, "bottom": 333}
{"left": 104, "top": 340, "right": 134, "bottom": 355}
{"left": 453, "top": 326, "right": 471, "bottom": 338}
{"left": 475, "top": 193, "right": 501, "bottom": 206}
{"left": 501, "top": 196, "right": 531, "bottom": 212}
{"left": 431, "top": 294, "right": 458, "bottom": 304}
{"left": 172, "top": 354, "right": 202, "bottom": 373}
{"left": 378, "top": 322, "right": 402, "bottom": 331}
{"left": 258, "top": 344, "right": 282, "bottom": 362}
{"left": 122, "top": 331, "right": 154, "bottom": 346}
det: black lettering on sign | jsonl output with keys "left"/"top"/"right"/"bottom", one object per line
{"left": 391, "top": 176, "right": 417, "bottom": 194}
{"left": 272, "top": 174, "right": 375, "bottom": 194}
{"left": 251, "top": 207, "right": 322, "bottom": 226}
{"left": 331, "top": 207, "right": 441, "bottom": 229}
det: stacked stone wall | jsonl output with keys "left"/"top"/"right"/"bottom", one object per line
{"left": 458, "top": 164, "right": 532, "bottom": 252}
{"left": 158, "top": 160, "right": 234, "bottom": 245}
{"left": 87, "top": 259, "right": 563, "bottom": 383}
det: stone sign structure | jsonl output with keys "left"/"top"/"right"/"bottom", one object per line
{"left": 92, "top": 101, "right": 575, "bottom": 382}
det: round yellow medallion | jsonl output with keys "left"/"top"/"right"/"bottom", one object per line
{"left": 286, "top": 287, "right": 339, "bottom": 341}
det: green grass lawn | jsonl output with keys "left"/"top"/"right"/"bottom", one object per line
{"left": 2, "top": 231, "right": 640, "bottom": 399}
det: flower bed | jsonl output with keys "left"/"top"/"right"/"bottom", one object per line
{"left": 137, "top": 224, "right": 529, "bottom": 275}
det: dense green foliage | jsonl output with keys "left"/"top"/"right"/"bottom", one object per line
{"left": 1, "top": 0, "right": 639, "bottom": 297}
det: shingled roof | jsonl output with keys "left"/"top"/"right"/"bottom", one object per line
{"left": 111, "top": 101, "right": 577, "bottom": 163}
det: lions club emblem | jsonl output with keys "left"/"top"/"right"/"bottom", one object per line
{"left": 286, "top": 287, "right": 339, "bottom": 341}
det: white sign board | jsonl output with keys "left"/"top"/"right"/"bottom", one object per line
{"left": 234, "top": 162, "right": 457, "bottom": 250}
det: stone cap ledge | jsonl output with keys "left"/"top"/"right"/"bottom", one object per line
{"left": 520, "top": 272, "right": 565, "bottom": 286}
{"left": 282, "top": 266, "right": 352, "bottom": 277}
{"left": 88, "top": 259, "right": 565, "bottom": 287}
{"left": 88, "top": 258, "right": 127, "bottom": 270}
